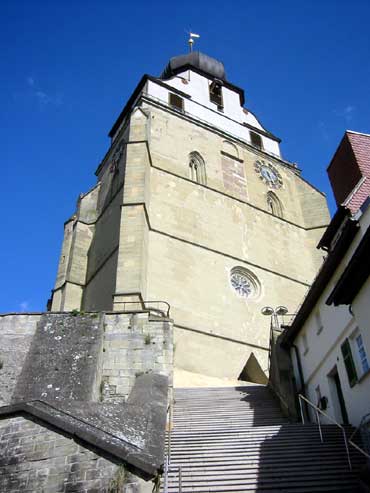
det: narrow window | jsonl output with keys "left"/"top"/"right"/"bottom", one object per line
{"left": 169, "top": 93, "right": 184, "bottom": 112}
{"left": 267, "top": 191, "right": 283, "bottom": 218}
{"left": 250, "top": 131, "right": 263, "bottom": 150}
{"left": 209, "top": 80, "right": 223, "bottom": 109}
{"left": 355, "top": 334, "right": 370, "bottom": 375}
{"left": 341, "top": 338, "right": 358, "bottom": 387}
{"left": 189, "top": 152, "right": 206, "bottom": 185}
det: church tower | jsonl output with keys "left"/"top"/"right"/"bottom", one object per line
{"left": 51, "top": 51, "right": 329, "bottom": 382}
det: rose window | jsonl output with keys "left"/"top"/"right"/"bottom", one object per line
{"left": 230, "top": 267, "right": 260, "bottom": 299}
{"left": 231, "top": 273, "right": 252, "bottom": 297}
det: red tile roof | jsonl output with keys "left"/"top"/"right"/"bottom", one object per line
{"left": 327, "top": 130, "right": 370, "bottom": 213}
{"left": 347, "top": 131, "right": 370, "bottom": 177}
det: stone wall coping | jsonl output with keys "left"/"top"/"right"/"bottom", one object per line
{"left": 0, "top": 373, "right": 168, "bottom": 479}
{"left": 0, "top": 310, "right": 172, "bottom": 321}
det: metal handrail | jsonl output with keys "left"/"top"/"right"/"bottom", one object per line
{"left": 178, "top": 467, "right": 182, "bottom": 492}
{"left": 349, "top": 412, "right": 370, "bottom": 441}
{"left": 162, "top": 456, "right": 169, "bottom": 493}
{"left": 163, "top": 466, "right": 182, "bottom": 493}
{"left": 162, "top": 393, "right": 173, "bottom": 493}
{"left": 167, "top": 388, "right": 173, "bottom": 463}
{"left": 163, "top": 387, "right": 183, "bottom": 492}
{"left": 349, "top": 412, "right": 370, "bottom": 458}
{"left": 113, "top": 300, "right": 170, "bottom": 318}
{"left": 298, "top": 394, "right": 370, "bottom": 471}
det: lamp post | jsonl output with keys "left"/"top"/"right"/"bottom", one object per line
{"left": 262, "top": 305, "right": 289, "bottom": 392}
{"left": 261, "top": 305, "right": 288, "bottom": 329}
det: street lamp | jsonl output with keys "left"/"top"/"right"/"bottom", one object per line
{"left": 262, "top": 306, "right": 288, "bottom": 377}
{"left": 261, "top": 305, "right": 288, "bottom": 329}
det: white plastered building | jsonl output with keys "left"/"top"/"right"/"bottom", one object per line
{"left": 281, "top": 131, "right": 370, "bottom": 427}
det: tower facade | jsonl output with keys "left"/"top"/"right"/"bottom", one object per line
{"left": 51, "top": 52, "right": 329, "bottom": 382}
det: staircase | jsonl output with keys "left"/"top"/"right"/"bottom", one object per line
{"left": 164, "top": 385, "right": 365, "bottom": 492}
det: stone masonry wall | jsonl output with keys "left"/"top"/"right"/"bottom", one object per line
{"left": 101, "top": 312, "right": 173, "bottom": 402}
{"left": 0, "top": 416, "right": 119, "bottom": 493}
{"left": 0, "top": 311, "right": 173, "bottom": 406}
{"left": 12, "top": 313, "right": 105, "bottom": 404}
{"left": 0, "top": 415, "right": 154, "bottom": 492}
{"left": 0, "top": 314, "right": 40, "bottom": 406}
{"left": 0, "top": 311, "right": 173, "bottom": 492}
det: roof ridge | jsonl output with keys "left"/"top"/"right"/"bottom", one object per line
{"left": 346, "top": 129, "right": 370, "bottom": 137}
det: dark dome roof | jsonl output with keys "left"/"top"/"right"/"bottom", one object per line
{"left": 161, "top": 51, "right": 227, "bottom": 81}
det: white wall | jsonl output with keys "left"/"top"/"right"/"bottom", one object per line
{"left": 292, "top": 206, "right": 370, "bottom": 427}
{"left": 146, "top": 71, "right": 281, "bottom": 158}
{"left": 296, "top": 315, "right": 370, "bottom": 426}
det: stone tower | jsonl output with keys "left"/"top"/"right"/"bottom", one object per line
{"left": 51, "top": 51, "right": 330, "bottom": 383}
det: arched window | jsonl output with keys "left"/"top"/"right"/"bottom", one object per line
{"left": 267, "top": 191, "right": 283, "bottom": 218}
{"left": 189, "top": 152, "right": 206, "bottom": 185}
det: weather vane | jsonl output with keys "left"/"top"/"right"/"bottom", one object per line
{"left": 187, "top": 31, "right": 200, "bottom": 52}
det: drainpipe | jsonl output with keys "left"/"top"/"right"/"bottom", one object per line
{"left": 292, "top": 343, "right": 310, "bottom": 422}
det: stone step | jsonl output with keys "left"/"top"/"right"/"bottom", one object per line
{"left": 162, "top": 386, "right": 364, "bottom": 492}
{"left": 167, "top": 463, "right": 360, "bottom": 475}
{"left": 164, "top": 478, "right": 360, "bottom": 490}
{"left": 168, "top": 453, "right": 363, "bottom": 464}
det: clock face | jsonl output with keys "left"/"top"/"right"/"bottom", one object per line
{"left": 261, "top": 166, "right": 277, "bottom": 182}
{"left": 254, "top": 160, "right": 283, "bottom": 188}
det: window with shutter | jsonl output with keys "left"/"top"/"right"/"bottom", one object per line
{"left": 341, "top": 338, "right": 358, "bottom": 387}
{"left": 209, "top": 81, "right": 223, "bottom": 108}
{"left": 168, "top": 93, "right": 184, "bottom": 112}
{"left": 250, "top": 131, "right": 263, "bottom": 150}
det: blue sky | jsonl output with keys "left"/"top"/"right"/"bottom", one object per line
{"left": 1, "top": 0, "right": 370, "bottom": 312}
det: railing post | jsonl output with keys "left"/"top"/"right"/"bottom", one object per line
{"left": 178, "top": 466, "right": 182, "bottom": 493}
{"left": 299, "top": 395, "right": 305, "bottom": 424}
{"left": 168, "top": 401, "right": 172, "bottom": 465}
{"left": 298, "top": 393, "right": 370, "bottom": 468}
{"left": 316, "top": 409, "right": 323, "bottom": 443}
{"left": 163, "top": 456, "right": 169, "bottom": 493}
{"left": 342, "top": 428, "right": 352, "bottom": 471}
